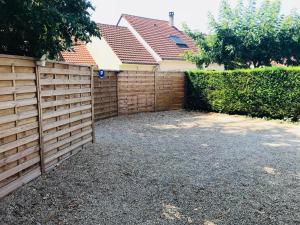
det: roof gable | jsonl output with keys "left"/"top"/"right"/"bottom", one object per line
{"left": 121, "top": 14, "right": 198, "bottom": 60}
{"left": 99, "top": 24, "right": 157, "bottom": 65}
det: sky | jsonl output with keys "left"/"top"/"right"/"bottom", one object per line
{"left": 90, "top": 0, "right": 300, "bottom": 33}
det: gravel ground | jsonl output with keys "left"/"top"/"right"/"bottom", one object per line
{"left": 1, "top": 111, "right": 300, "bottom": 225}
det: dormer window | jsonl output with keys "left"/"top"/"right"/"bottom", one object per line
{"left": 169, "top": 35, "right": 188, "bottom": 48}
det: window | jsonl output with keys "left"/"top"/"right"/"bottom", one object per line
{"left": 169, "top": 35, "right": 188, "bottom": 48}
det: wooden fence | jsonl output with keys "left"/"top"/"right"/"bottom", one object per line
{"left": 118, "top": 71, "right": 155, "bottom": 115}
{"left": 1, "top": 55, "right": 185, "bottom": 198}
{"left": 93, "top": 71, "right": 185, "bottom": 120}
{"left": 0, "top": 55, "right": 94, "bottom": 198}
{"left": 93, "top": 71, "right": 118, "bottom": 121}
{"left": 155, "top": 72, "right": 185, "bottom": 112}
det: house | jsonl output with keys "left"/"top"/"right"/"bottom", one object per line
{"left": 86, "top": 24, "right": 158, "bottom": 71}
{"left": 60, "top": 13, "right": 224, "bottom": 71}
{"left": 87, "top": 13, "right": 198, "bottom": 72}
{"left": 60, "top": 41, "right": 96, "bottom": 66}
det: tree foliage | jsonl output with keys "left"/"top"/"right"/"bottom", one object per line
{"left": 0, "top": 0, "right": 100, "bottom": 58}
{"left": 183, "top": 23, "right": 214, "bottom": 67}
{"left": 184, "top": 0, "right": 300, "bottom": 69}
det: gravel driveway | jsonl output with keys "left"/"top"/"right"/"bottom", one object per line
{"left": 1, "top": 111, "right": 300, "bottom": 225}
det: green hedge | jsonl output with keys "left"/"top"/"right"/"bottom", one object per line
{"left": 185, "top": 67, "right": 300, "bottom": 121}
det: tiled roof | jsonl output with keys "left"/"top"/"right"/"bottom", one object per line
{"left": 99, "top": 24, "right": 157, "bottom": 65}
{"left": 122, "top": 14, "right": 198, "bottom": 60}
{"left": 60, "top": 42, "right": 96, "bottom": 66}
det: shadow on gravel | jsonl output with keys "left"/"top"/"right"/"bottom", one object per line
{"left": 1, "top": 111, "right": 300, "bottom": 225}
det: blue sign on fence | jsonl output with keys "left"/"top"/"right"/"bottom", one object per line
{"left": 98, "top": 70, "right": 105, "bottom": 79}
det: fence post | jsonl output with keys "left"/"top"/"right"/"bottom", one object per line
{"left": 35, "top": 65, "right": 45, "bottom": 173}
{"left": 116, "top": 71, "right": 120, "bottom": 116}
{"left": 90, "top": 66, "right": 96, "bottom": 143}
{"left": 154, "top": 71, "right": 157, "bottom": 112}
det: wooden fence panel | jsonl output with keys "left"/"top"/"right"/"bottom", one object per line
{"left": 39, "top": 62, "right": 93, "bottom": 171}
{"left": 94, "top": 71, "right": 118, "bottom": 121}
{"left": 118, "top": 71, "right": 155, "bottom": 115}
{"left": 0, "top": 55, "right": 41, "bottom": 198}
{"left": 93, "top": 70, "right": 185, "bottom": 119}
{"left": 155, "top": 72, "right": 185, "bottom": 111}
{"left": 0, "top": 55, "right": 94, "bottom": 198}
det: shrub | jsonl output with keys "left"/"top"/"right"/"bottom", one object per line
{"left": 185, "top": 67, "right": 300, "bottom": 121}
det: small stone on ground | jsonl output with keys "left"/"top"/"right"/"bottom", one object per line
{"left": 1, "top": 111, "right": 300, "bottom": 225}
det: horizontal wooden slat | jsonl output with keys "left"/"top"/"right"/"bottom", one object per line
{"left": 0, "top": 157, "right": 40, "bottom": 182}
{"left": 44, "top": 129, "right": 92, "bottom": 153}
{"left": 0, "top": 98, "right": 37, "bottom": 110}
{"left": 42, "top": 105, "right": 92, "bottom": 120}
{"left": 40, "top": 79, "right": 90, "bottom": 85}
{"left": 47, "top": 59, "right": 93, "bottom": 67}
{"left": 45, "top": 137, "right": 92, "bottom": 164}
{"left": 94, "top": 105, "right": 118, "bottom": 111}
{"left": 0, "top": 73, "right": 36, "bottom": 80}
{"left": 41, "top": 88, "right": 91, "bottom": 97}
{"left": 0, "top": 134, "right": 39, "bottom": 154}
{"left": 94, "top": 109, "right": 118, "bottom": 115}
{"left": 94, "top": 91, "right": 117, "bottom": 96}
{"left": 44, "top": 120, "right": 92, "bottom": 142}
{"left": 0, "top": 146, "right": 39, "bottom": 167}
{"left": 41, "top": 96, "right": 91, "bottom": 108}
{"left": 0, "top": 110, "right": 38, "bottom": 125}
{"left": 43, "top": 112, "right": 92, "bottom": 131}
{"left": 95, "top": 114, "right": 117, "bottom": 121}
{"left": 0, "top": 168, "right": 41, "bottom": 198}
{"left": 0, "top": 57, "right": 36, "bottom": 67}
{"left": 118, "top": 74, "right": 154, "bottom": 77}
{"left": 0, "top": 86, "right": 36, "bottom": 95}
{"left": 39, "top": 67, "right": 91, "bottom": 76}
{"left": 0, "top": 122, "right": 38, "bottom": 139}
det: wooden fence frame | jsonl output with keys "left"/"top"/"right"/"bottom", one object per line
{"left": 0, "top": 55, "right": 95, "bottom": 198}
{"left": 93, "top": 70, "right": 186, "bottom": 121}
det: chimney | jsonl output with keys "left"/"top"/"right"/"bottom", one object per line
{"left": 169, "top": 12, "right": 174, "bottom": 27}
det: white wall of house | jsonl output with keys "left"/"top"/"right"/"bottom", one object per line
{"left": 158, "top": 60, "right": 197, "bottom": 72}
{"left": 86, "top": 37, "right": 122, "bottom": 70}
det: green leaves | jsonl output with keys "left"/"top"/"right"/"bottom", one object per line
{"left": 184, "top": 0, "right": 300, "bottom": 69}
{"left": 185, "top": 68, "right": 300, "bottom": 121}
{"left": 0, "top": 0, "right": 100, "bottom": 58}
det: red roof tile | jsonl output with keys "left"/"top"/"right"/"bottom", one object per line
{"left": 122, "top": 14, "right": 198, "bottom": 60}
{"left": 60, "top": 42, "right": 96, "bottom": 66}
{"left": 99, "top": 24, "right": 157, "bottom": 65}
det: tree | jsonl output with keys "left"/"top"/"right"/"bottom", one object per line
{"left": 185, "top": 0, "right": 300, "bottom": 69}
{"left": 183, "top": 23, "right": 216, "bottom": 68}
{"left": 0, "top": 0, "right": 100, "bottom": 58}
{"left": 278, "top": 11, "right": 300, "bottom": 66}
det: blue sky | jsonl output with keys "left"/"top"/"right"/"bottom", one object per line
{"left": 90, "top": 0, "right": 300, "bottom": 32}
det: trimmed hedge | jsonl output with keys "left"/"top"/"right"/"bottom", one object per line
{"left": 185, "top": 67, "right": 300, "bottom": 121}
